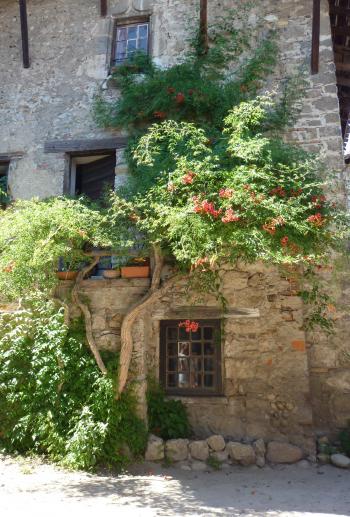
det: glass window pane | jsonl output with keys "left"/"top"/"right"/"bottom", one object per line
{"left": 191, "top": 357, "right": 202, "bottom": 372}
{"left": 178, "top": 372, "right": 189, "bottom": 388}
{"left": 117, "top": 27, "right": 127, "bottom": 41}
{"left": 191, "top": 342, "right": 202, "bottom": 356}
{"left": 178, "top": 358, "right": 189, "bottom": 372}
{"left": 204, "top": 342, "right": 215, "bottom": 355}
{"left": 179, "top": 327, "right": 189, "bottom": 339}
{"left": 178, "top": 342, "right": 190, "bottom": 356}
{"left": 138, "top": 38, "right": 148, "bottom": 52}
{"left": 167, "top": 373, "right": 177, "bottom": 388}
{"left": 127, "top": 39, "right": 137, "bottom": 52}
{"left": 116, "top": 40, "right": 127, "bottom": 61}
{"left": 203, "top": 327, "right": 213, "bottom": 340}
{"left": 191, "top": 328, "right": 201, "bottom": 340}
{"left": 167, "top": 327, "right": 178, "bottom": 340}
{"left": 138, "top": 24, "right": 148, "bottom": 38}
{"left": 128, "top": 26, "right": 138, "bottom": 39}
{"left": 204, "top": 374, "right": 214, "bottom": 387}
{"left": 168, "top": 357, "right": 177, "bottom": 372}
{"left": 191, "top": 372, "right": 202, "bottom": 388}
{"left": 167, "top": 342, "right": 177, "bottom": 356}
{"left": 204, "top": 358, "right": 215, "bottom": 372}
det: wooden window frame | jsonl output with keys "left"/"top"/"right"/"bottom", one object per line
{"left": 160, "top": 319, "right": 223, "bottom": 397}
{"left": 111, "top": 16, "right": 150, "bottom": 68}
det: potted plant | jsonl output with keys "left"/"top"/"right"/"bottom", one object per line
{"left": 102, "top": 255, "right": 122, "bottom": 279}
{"left": 56, "top": 258, "right": 80, "bottom": 281}
{"left": 121, "top": 257, "right": 150, "bottom": 278}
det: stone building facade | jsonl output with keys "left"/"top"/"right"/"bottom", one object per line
{"left": 1, "top": 0, "right": 349, "bottom": 454}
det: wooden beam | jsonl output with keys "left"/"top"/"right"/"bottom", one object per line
{"left": 44, "top": 137, "right": 128, "bottom": 153}
{"left": 199, "top": 0, "right": 208, "bottom": 55}
{"left": 100, "top": 0, "right": 107, "bottom": 17}
{"left": 0, "top": 152, "right": 24, "bottom": 161}
{"left": 19, "top": 0, "right": 30, "bottom": 68}
{"left": 152, "top": 307, "right": 260, "bottom": 320}
{"left": 311, "top": 0, "right": 321, "bottom": 75}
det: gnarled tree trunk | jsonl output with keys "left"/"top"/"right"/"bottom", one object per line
{"left": 116, "top": 246, "right": 178, "bottom": 397}
{"left": 71, "top": 256, "right": 107, "bottom": 375}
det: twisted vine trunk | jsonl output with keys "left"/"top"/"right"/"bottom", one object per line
{"left": 71, "top": 256, "right": 107, "bottom": 375}
{"left": 116, "top": 246, "right": 178, "bottom": 397}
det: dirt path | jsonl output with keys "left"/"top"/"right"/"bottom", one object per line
{"left": 0, "top": 454, "right": 349, "bottom": 517}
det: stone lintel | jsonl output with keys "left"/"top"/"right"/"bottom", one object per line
{"left": 151, "top": 307, "right": 260, "bottom": 320}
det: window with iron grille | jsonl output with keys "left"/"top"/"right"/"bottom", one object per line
{"left": 160, "top": 320, "right": 222, "bottom": 396}
{"left": 113, "top": 21, "right": 149, "bottom": 65}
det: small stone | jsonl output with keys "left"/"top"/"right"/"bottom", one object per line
{"left": 297, "top": 460, "right": 310, "bottom": 468}
{"left": 253, "top": 438, "right": 266, "bottom": 456}
{"left": 145, "top": 435, "right": 164, "bottom": 462}
{"left": 253, "top": 439, "right": 266, "bottom": 468}
{"left": 266, "top": 442, "right": 303, "bottom": 464}
{"left": 211, "top": 449, "right": 229, "bottom": 463}
{"left": 165, "top": 439, "right": 189, "bottom": 462}
{"left": 207, "top": 435, "right": 225, "bottom": 452}
{"left": 264, "top": 14, "right": 278, "bottom": 22}
{"left": 256, "top": 456, "right": 265, "bottom": 468}
{"left": 331, "top": 454, "right": 350, "bottom": 469}
{"left": 318, "top": 436, "right": 329, "bottom": 445}
{"left": 317, "top": 453, "right": 330, "bottom": 464}
{"left": 227, "top": 442, "right": 256, "bottom": 466}
{"left": 189, "top": 440, "right": 209, "bottom": 461}
{"left": 180, "top": 464, "right": 191, "bottom": 471}
{"left": 191, "top": 461, "right": 207, "bottom": 472}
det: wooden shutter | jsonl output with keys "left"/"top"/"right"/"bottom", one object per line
{"left": 76, "top": 155, "right": 116, "bottom": 200}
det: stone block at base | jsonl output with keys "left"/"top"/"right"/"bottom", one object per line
{"left": 266, "top": 441, "right": 303, "bottom": 464}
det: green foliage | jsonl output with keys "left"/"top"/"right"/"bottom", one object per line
{"left": 339, "top": 424, "right": 350, "bottom": 457}
{"left": 94, "top": 8, "right": 280, "bottom": 134}
{"left": 206, "top": 455, "right": 222, "bottom": 470}
{"left": 0, "top": 300, "right": 147, "bottom": 470}
{"left": 108, "top": 99, "right": 347, "bottom": 277}
{"left": 0, "top": 197, "right": 124, "bottom": 300}
{"left": 0, "top": 177, "right": 9, "bottom": 206}
{"left": 147, "top": 380, "right": 191, "bottom": 440}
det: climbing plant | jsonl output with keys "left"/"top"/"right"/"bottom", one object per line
{"left": 0, "top": 9, "right": 348, "bottom": 468}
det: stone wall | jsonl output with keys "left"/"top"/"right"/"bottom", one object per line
{"left": 1, "top": 0, "right": 349, "bottom": 444}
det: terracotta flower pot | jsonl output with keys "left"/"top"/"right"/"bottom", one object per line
{"left": 121, "top": 266, "right": 150, "bottom": 278}
{"left": 103, "top": 269, "right": 121, "bottom": 279}
{"left": 56, "top": 271, "right": 79, "bottom": 281}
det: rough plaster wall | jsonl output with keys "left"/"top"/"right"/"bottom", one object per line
{"left": 1, "top": 0, "right": 349, "bottom": 440}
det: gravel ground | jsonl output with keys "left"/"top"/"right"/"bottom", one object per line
{"left": 0, "top": 454, "right": 350, "bottom": 517}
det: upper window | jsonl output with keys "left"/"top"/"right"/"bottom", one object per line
{"left": 160, "top": 320, "right": 222, "bottom": 396}
{"left": 113, "top": 21, "right": 149, "bottom": 65}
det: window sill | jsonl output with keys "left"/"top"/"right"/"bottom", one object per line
{"left": 166, "top": 394, "right": 228, "bottom": 403}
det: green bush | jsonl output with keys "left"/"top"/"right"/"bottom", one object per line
{"left": 0, "top": 299, "right": 147, "bottom": 470}
{"left": 147, "top": 381, "right": 191, "bottom": 440}
{"left": 339, "top": 425, "right": 350, "bottom": 457}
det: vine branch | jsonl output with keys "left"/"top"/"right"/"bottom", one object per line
{"left": 72, "top": 256, "right": 107, "bottom": 375}
{"left": 117, "top": 245, "right": 174, "bottom": 397}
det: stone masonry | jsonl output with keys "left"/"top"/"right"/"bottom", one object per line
{"left": 1, "top": 0, "right": 349, "bottom": 450}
